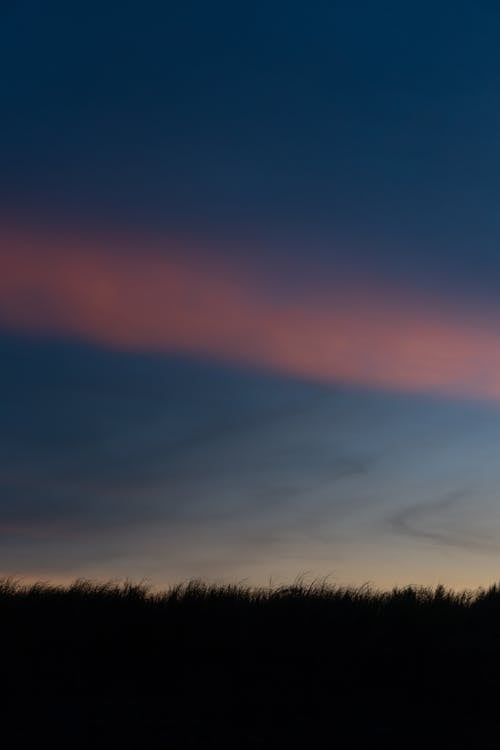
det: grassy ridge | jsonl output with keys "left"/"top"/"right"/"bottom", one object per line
{"left": 3, "top": 578, "right": 500, "bottom": 748}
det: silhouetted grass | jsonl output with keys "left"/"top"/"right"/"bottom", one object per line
{"left": 3, "top": 577, "right": 500, "bottom": 748}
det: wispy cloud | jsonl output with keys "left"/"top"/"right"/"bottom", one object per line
{"left": 387, "top": 490, "right": 500, "bottom": 553}
{"left": 3, "top": 227, "right": 500, "bottom": 401}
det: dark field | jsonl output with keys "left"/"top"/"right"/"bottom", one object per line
{"left": 4, "top": 577, "right": 500, "bottom": 748}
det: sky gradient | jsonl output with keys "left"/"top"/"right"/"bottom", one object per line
{"left": 3, "top": 1, "right": 500, "bottom": 588}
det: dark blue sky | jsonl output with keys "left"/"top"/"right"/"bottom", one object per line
{"left": 3, "top": 2, "right": 500, "bottom": 586}
{"left": 4, "top": 1, "right": 500, "bottom": 278}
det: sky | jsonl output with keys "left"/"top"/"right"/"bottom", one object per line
{"left": 2, "top": 1, "right": 500, "bottom": 588}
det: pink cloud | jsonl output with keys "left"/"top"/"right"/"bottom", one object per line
{"left": 2, "top": 227, "right": 500, "bottom": 400}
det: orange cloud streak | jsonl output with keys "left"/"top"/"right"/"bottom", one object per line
{"left": 2, "top": 228, "right": 500, "bottom": 399}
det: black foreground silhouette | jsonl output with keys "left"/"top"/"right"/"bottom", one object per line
{"left": 3, "top": 577, "right": 500, "bottom": 748}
